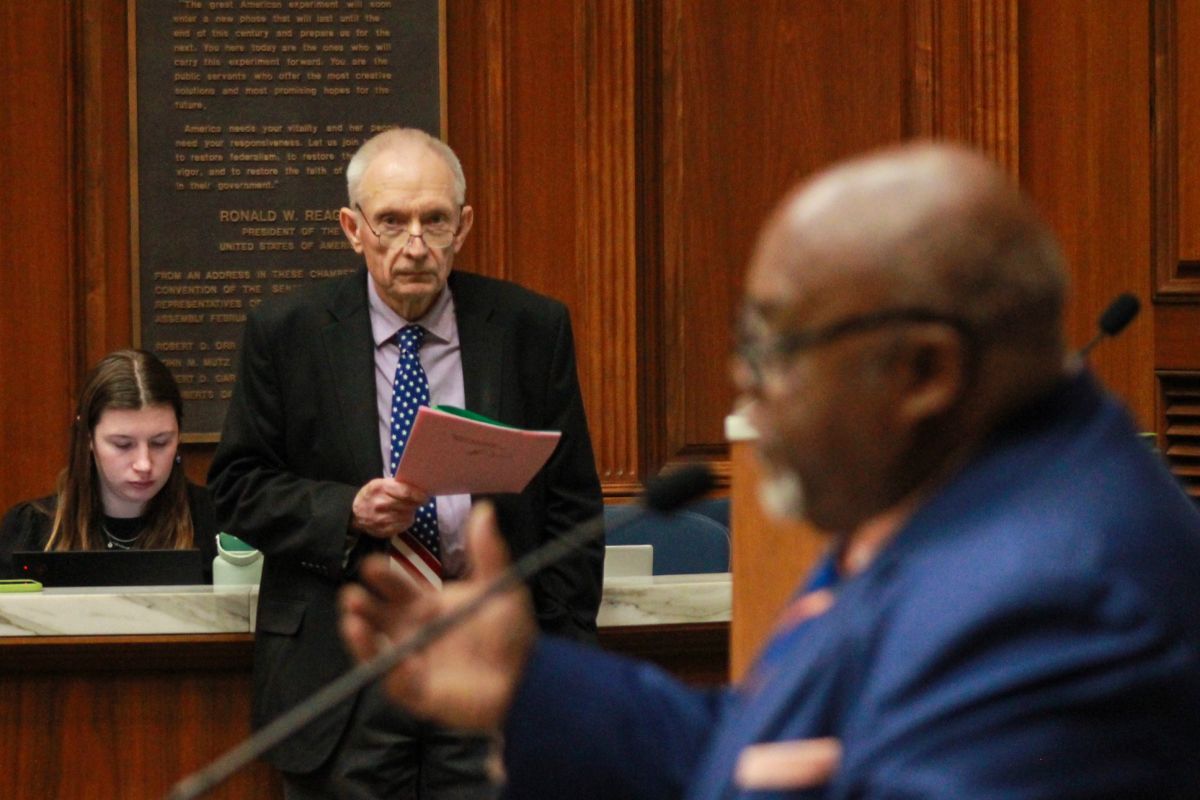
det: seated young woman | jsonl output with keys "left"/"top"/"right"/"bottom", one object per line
{"left": 0, "top": 349, "right": 218, "bottom": 579}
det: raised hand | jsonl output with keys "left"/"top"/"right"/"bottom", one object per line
{"left": 340, "top": 503, "right": 537, "bottom": 730}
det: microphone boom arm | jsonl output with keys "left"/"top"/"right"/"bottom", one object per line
{"left": 166, "top": 514, "right": 606, "bottom": 800}
{"left": 166, "top": 463, "right": 713, "bottom": 799}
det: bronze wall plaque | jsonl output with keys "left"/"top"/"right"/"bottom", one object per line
{"left": 131, "top": 0, "right": 442, "bottom": 440}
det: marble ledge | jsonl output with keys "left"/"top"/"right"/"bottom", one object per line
{"left": 0, "top": 585, "right": 259, "bottom": 637}
{"left": 598, "top": 573, "right": 731, "bottom": 627}
{"left": 0, "top": 574, "right": 731, "bottom": 637}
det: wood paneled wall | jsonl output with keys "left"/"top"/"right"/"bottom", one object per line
{"left": 1, "top": 1, "right": 76, "bottom": 506}
{"left": 446, "top": 1, "right": 645, "bottom": 494}
{"left": 2, "top": 0, "right": 1197, "bottom": 513}
{"left": 655, "top": 0, "right": 909, "bottom": 482}
{"left": 1021, "top": 0, "right": 1154, "bottom": 421}
{"left": 1152, "top": 0, "right": 1200, "bottom": 500}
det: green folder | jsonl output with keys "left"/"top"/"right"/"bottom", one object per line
{"left": 433, "top": 405, "right": 518, "bottom": 429}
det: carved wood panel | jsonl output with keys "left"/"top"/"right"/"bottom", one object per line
{"left": 909, "top": 0, "right": 1019, "bottom": 171}
{"left": 572, "top": 1, "right": 642, "bottom": 493}
{"left": 447, "top": 1, "right": 642, "bottom": 496}
{"left": 647, "top": 0, "right": 1021, "bottom": 485}
{"left": 1153, "top": 0, "right": 1200, "bottom": 298}
{"left": 653, "top": 0, "right": 912, "bottom": 484}
{"left": 1019, "top": 0, "right": 1155, "bottom": 425}
{"left": 1151, "top": 0, "right": 1200, "bottom": 446}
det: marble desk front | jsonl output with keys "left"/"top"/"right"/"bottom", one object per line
{"left": 0, "top": 573, "right": 731, "bottom": 637}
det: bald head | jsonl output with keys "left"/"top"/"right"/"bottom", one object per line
{"left": 756, "top": 143, "right": 1066, "bottom": 359}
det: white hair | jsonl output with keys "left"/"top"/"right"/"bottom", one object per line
{"left": 345, "top": 127, "right": 466, "bottom": 206}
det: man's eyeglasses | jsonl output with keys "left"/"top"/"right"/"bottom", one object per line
{"left": 355, "top": 203, "right": 459, "bottom": 249}
{"left": 735, "top": 308, "right": 971, "bottom": 387}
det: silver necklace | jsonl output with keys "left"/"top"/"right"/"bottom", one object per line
{"left": 102, "top": 522, "right": 142, "bottom": 550}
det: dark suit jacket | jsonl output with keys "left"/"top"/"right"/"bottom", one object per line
{"left": 207, "top": 269, "right": 603, "bottom": 773}
{"left": 501, "top": 372, "right": 1200, "bottom": 799}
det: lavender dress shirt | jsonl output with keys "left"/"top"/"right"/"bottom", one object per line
{"left": 367, "top": 278, "right": 471, "bottom": 576}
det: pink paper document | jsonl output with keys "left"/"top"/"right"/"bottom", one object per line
{"left": 395, "top": 406, "right": 562, "bottom": 494}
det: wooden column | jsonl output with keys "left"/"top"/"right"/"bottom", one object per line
{"left": 727, "top": 419, "right": 827, "bottom": 682}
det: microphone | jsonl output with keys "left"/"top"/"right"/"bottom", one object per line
{"left": 165, "top": 463, "right": 715, "bottom": 800}
{"left": 644, "top": 463, "right": 715, "bottom": 512}
{"left": 1077, "top": 292, "right": 1140, "bottom": 358}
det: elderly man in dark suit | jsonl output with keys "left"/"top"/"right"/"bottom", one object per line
{"left": 208, "top": 128, "right": 602, "bottom": 799}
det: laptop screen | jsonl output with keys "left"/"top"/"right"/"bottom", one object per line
{"left": 603, "top": 544, "right": 654, "bottom": 579}
{"left": 11, "top": 549, "right": 206, "bottom": 587}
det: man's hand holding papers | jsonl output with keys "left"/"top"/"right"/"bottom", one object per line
{"left": 394, "top": 406, "right": 561, "bottom": 495}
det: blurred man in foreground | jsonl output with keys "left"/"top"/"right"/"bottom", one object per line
{"left": 340, "top": 143, "right": 1200, "bottom": 798}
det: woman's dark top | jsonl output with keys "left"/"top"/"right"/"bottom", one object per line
{"left": 0, "top": 482, "right": 219, "bottom": 580}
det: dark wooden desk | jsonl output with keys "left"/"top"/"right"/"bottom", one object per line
{"left": 0, "top": 624, "right": 727, "bottom": 799}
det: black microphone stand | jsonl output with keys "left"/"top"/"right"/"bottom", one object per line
{"left": 166, "top": 515, "right": 603, "bottom": 800}
{"left": 166, "top": 464, "right": 713, "bottom": 799}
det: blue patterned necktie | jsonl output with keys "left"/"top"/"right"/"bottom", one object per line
{"left": 389, "top": 325, "right": 441, "bottom": 575}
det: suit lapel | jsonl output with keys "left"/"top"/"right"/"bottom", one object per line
{"left": 321, "top": 272, "right": 384, "bottom": 483}
{"left": 452, "top": 273, "right": 506, "bottom": 421}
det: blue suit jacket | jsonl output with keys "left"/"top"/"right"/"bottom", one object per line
{"left": 502, "top": 371, "right": 1200, "bottom": 799}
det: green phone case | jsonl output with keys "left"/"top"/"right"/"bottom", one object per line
{"left": 0, "top": 579, "right": 43, "bottom": 592}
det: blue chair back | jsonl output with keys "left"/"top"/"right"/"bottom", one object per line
{"left": 604, "top": 499, "right": 731, "bottom": 575}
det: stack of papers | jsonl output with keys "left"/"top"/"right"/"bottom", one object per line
{"left": 395, "top": 406, "right": 561, "bottom": 494}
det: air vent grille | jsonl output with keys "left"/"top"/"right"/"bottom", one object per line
{"left": 1158, "top": 371, "right": 1200, "bottom": 503}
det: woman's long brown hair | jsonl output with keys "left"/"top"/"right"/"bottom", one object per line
{"left": 44, "top": 349, "right": 193, "bottom": 552}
